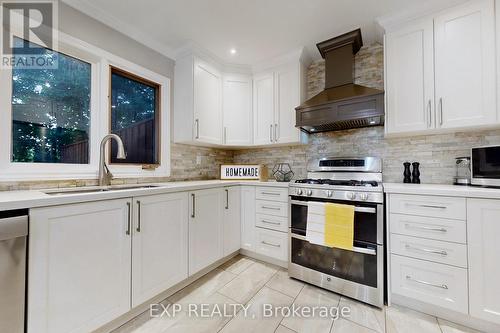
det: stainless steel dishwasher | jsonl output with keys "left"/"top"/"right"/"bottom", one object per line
{"left": 0, "top": 209, "right": 28, "bottom": 333}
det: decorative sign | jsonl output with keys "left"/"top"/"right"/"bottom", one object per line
{"left": 220, "top": 164, "right": 268, "bottom": 181}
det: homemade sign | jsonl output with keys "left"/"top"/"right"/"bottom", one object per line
{"left": 220, "top": 164, "right": 268, "bottom": 181}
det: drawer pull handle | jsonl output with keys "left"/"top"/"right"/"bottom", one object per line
{"left": 261, "top": 192, "right": 280, "bottom": 196}
{"left": 262, "top": 206, "right": 280, "bottom": 210}
{"left": 261, "top": 220, "right": 281, "bottom": 226}
{"left": 406, "top": 275, "right": 448, "bottom": 290}
{"left": 262, "top": 241, "right": 281, "bottom": 248}
{"left": 405, "top": 244, "right": 448, "bottom": 256}
{"left": 406, "top": 203, "right": 447, "bottom": 209}
{"left": 404, "top": 224, "right": 447, "bottom": 233}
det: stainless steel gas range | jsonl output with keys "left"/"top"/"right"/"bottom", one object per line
{"left": 288, "top": 157, "right": 384, "bottom": 308}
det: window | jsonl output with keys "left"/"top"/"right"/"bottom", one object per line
{"left": 11, "top": 38, "right": 91, "bottom": 164}
{"left": 110, "top": 67, "right": 160, "bottom": 165}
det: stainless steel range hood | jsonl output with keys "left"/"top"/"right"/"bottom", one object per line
{"left": 296, "top": 29, "right": 384, "bottom": 133}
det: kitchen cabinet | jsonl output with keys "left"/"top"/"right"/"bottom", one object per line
{"left": 434, "top": 0, "right": 496, "bottom": 129}
{"left": 174, "top": 56, "right": 222, "bottom": 145}
{"left": 254, "top": 64, "right": 305, "bottom": 145}
{"left": 131, "top": 193, "right": 189, "bottom": 307}
{"left": 385, "top": 18, "right": 434, "bottom": 134}
{"left": 189, "top": 188, "right": 224, "bottom": 276}
{"left": 240, "top": 186, "right": 256, "bottom": 251}
{"left": 223, "top": 186, "right": 241, "bottom": 256}
{"left": 467, "top": 198, "right": 500, "bottom": 324}
{"left": 384, "top": 0, "right": 497, "bottom": 136}
{"left": 28, "top": 199, "right": 132, "bottom": 333}
{"left": 222, "top": 74, "right": 253, "bottom": 145}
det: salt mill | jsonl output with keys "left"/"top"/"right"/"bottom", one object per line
{"left": 412, "top": 162, "right": 421, "bottom": 184}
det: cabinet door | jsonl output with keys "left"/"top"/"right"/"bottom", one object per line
{"left": 434, "top": 0, "right": 496, "bottom": 129}
{"left": 223, "top": 75, "right": 253, "bottom": 145}
{"left": 194, "top": 60, "right": 222, "bottom": 144}
{"left": 467, "top": 198, "right": 500, "bottom": 324}
{"left": 28, "top": 199, "right": 132, "bottom": 333}
{"left": 189, "top": 188, "right": 224, "bottom": 276}
{"left": 275, "top": 64, "right": 301, "bottom": 143}
{"left": 132, "top": 193, "right": 188, "bottom": 307}
{"left": 223, "top": 187, "right": 241, "bottom": 256}
{"left": 240, "top": 186, "right": 256, "bottom": 251}
{"left": 385, "top": 19, "right": 434, "bottom": 134}
{"left": 253, "top": 72, "right": 275, "bottom": 145}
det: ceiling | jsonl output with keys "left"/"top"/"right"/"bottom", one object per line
{"left": 63, "top": 0, "right": 463, "bottom": 65}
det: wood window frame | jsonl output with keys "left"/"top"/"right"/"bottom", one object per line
{"left": 108, "top": 65, "right": 162, "bottom": 168}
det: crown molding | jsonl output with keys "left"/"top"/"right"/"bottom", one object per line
{"left": 62, "top": 0, "right": 176, "bottom": 60}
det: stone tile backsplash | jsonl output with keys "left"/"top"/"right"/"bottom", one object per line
{"left": 2, "top": 42, "right": 500, "bottom": 190}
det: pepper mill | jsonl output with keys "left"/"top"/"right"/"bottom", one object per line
{"left": 412, "top": 162, "right": 421, "bottom": 184}
{"left": 403, "top": 162, "right": 412, "bottom": 183}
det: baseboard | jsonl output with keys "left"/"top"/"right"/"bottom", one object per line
{"left": 94, "top": 251, "right": 239, "bottom": 333}
{"left": 391, "top": 293, "right": 500, "bottom": 333}
{"left": 239, "top": 249, "right": 287, "bottom": 268}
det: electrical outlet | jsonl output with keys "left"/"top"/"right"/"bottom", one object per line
{"left": 196, "top": 155, "right": 202, "bottom": 165}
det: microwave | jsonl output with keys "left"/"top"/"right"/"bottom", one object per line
{"left": 472, "top": 146, "right": 500, "bottom": 187}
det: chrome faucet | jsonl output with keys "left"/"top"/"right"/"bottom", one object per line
{"left": 98, "top": 134, "right": 126, "bottom": 186}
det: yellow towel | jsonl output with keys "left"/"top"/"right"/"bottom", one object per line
{"left": 324, "top": 203, "right": 355, "bottom": 250}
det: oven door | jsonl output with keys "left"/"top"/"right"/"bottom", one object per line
{"left": 290, "top": 197, "right": 384, "bottom": 245}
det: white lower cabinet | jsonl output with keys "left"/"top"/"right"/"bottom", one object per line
{"left": 223, "top": 186, "right": 241, "bottom": 256}
{"left": 255, "top": 227, "right": 288, "bottom": 261}
{"left": 391, "top": 254, "right": 468, "bottom": 314}
{"left": 467, "top": 198, "right": 500, "bottom": 324}
{"left": 188, "top": 188, "right": 224, "bottom": 276}
{"left": 28, "top": 199, "right": 133, "bottom": 333}
{"left": 240, "top": 186, "right": 256, "bottom": 251}
{"left": 131, "top": 193, "right": 189, "bottom": 307}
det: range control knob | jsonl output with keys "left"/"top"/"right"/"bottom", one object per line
{"left": 296, "top": 188, "right": 303, "bottom": 195}
{"left": 325, "top": 190, "right": 333, "bottom": 198}
{"left": 359, "top": 193, "right": 369, "bottom": 201}
{"left": 306, "top": 190, "right": 313, "bottom": 197}
{"left": 346, "top": 192, "right": 357, "bottom": 200}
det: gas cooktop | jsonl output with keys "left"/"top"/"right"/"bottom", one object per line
{"left": 294, "top": 179, "right": 379, "bottom": 187}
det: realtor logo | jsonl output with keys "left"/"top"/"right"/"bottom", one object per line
{"left": 1, "top": 0, "right": 58, "bottom": 69}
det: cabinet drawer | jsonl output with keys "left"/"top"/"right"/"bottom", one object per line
{"left": 390, "top": 213, "right": 466, "bottom": 244}
{"left": 390, "top": 234, "right": 467, "bottom": 268}
{"left": 255, "top": 187, "right": 288, "bottom": 202}
{"left": 256, "top": 213, "right": 288, "bottom": 233}
{"left": 255, "top": 227, "right": 288, "bottom": 261}
{"left": 391, "top": 254, "right": 468, "bottom": 314}
{"left": 390, "top": 194, "right": 466, "bottom": 220}
{"left": 256, "top": 200, "right": 288, "bottom": 217}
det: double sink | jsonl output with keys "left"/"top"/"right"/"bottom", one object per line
{"left": 43, "top": 184, "right": 161, "bottom": 196}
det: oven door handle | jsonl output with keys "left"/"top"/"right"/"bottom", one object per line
{"left": 290, "top": 234, "right": 377, "bottom": 255}
{"left": 290, "top": 200, "right": 377, "bottom": 214}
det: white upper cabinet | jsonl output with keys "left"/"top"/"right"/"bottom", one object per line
{"left": 131, "top": 193, "right": 188, "bottom": 308}
{"left": 384, "top": 0, "right": 497, "bottom": 136}
{"left": 434, "top": 0, "right": 496, "bottom": 129}
{"left": 173, "top": 56, "right": 222, "bottom": 145}
{"left": 385, "top": 19, "right": 434, "bottom": 134}
{"left": 467, "top": 198, "right": 500, "bottom": 324}
{"left": 222, "top": 74, "right": 253, "bottom": 145}
{"left": 254, "top": 63, "right": 305, "bottom": 146}
{"left": 275, "top": 63, "right": 302, "bottom": 144}
{"left": 174, "top": 50, "right": 307, "bottom": 147}
{"left": 253, "top": 72, "right": 276, "bottom": 145}
{"left": 193, "top": 60, "right": 222, "bottom": 144}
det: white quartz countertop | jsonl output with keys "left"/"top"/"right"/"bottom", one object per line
{"left": 383, "top": 182, "right": 500, "bottom": 199}
{"left": 0, "top": 180, "right": 290, "bottom": 211}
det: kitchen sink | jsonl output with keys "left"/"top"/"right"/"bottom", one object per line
{"left": 43, "top": 185, "right": 161, "bottom": 196}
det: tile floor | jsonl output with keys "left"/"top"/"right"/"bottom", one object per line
{"left": 113, "top": 255, "right": 481, "bottom": 333}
